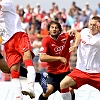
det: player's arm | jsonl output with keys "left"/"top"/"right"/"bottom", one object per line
{"left": 40, "top": 53, "right": 63, "bottom": 62}
{"left": 40, "top": 54, "right": 67, "bottom": 65}
{"left": 39, "top": 38, "right": 67, "bottom": 65}
{"left": 68, "top": 29, "right": 81, "bottom": 52}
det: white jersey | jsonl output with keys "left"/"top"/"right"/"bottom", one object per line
{"left": 0, "top": 0, "right": 25, "bottom": 44}
{"left": 76, "top": 28, "right": 100, "bottom": 73}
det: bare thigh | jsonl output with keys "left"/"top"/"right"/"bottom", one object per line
{"left": 60, "top": 76, "right": 76, "bottom": 89}
{"left": 10, "top": 62, "right": 20, "bottom": 71}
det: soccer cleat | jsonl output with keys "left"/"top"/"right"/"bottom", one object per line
{"left": 22, "top": 89, "right": 35, "bottom": 99}
{"left": 40, "top": 72, "right": 48, "bottom": 93}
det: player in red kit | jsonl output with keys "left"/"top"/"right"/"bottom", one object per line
{"left": 38, "top": 21, "right": 80, "bottom": 100}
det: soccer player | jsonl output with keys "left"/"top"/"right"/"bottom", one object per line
{"left": 0, "top": 0, "right": 36, "bottom": 100}
{"left": 60, "top": 16, "right": 100, "bottom": 97}
{"left": 38, "top": 21, "right": 80, "bottom": 100}
{"left": 0, "top": 52, "right": 41, "bottom": 83}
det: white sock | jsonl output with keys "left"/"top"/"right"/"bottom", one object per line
{"left": 12, "top": 78, "right": 23, "bottom": 99}
{"left": 27, "top": 66, "right": 36, "bottom": 91}
{"left": 61, "top": 92, "right": 72, "bottom": 100}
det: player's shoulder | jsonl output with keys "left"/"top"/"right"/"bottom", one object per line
{"left": 60, "top": 32, "right": 69, "bottom": 37}
{"left": 81, "top": 28, "right": 90, "bottom": 34}
{"left": 42, "top": 35, "right": 50, "bottom": 41}
{"left": 81, "top": 28, "right": 89, "bottom": 32}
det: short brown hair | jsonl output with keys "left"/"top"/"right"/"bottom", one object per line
{"left": 47, "top": 21, "right": 62, "bottom": 33}
{"left": 91, "top": 16, "right": 100, "bottom": 23}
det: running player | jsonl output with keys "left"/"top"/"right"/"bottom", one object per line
{"left": 60, "top": 16, "right": 100, "bottom": 98}
{"left": 0, "top": 0, "right": 36, "bottom": 100}
{"left": 38, "top": 21, "right": 80, "bottom": 100}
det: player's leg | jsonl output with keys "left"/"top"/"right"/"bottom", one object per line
{"left": 60, "top": 76, "right": 75, "bottom": 100}
{"left": 17, "top": 32, "right": 36, "bottom": 99}
{"left": 0, "top": 53, "right": 10, "bottom": 73}
{"left": 39, "top": 72, "right": 48, "bottom": 93}
{"left": 54, "top": 72, "right": 72, "bottom": 100}
{"left": 22, "top": 50, "right": 36, "bottom": 99}
{"left": 10, "top": 62, "right": 23, "bottom": 100}
{"left": 20, "top": 65, "right": 41, "bottom": 82}
{"left": 60, "top": 68, "right": 88, "bottom": 100}
{"left": 38, "top": 73, "right": 57, "bottom": 100}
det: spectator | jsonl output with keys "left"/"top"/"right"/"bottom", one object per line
{"left": 90, "top": 9, "right": 100, "bottom": 19}
{"left": 96, "top": 2, "right": 100, "bottom": 15}
{"left": 23, "top": 6, "right": 32, "bottom": 23}
{"left": 29, "top": 14, "right": 41, "bottom": 33}
{"left": 82, "top": 2, "right": 92, "bottom": 17}
{"left": 79, "top": 9, "right": 89, "bottom": 28}
{"left": 69, "top": 1, "right": 81, "bottom": 16}
{"left": 61, "top": 8, "right": 67, "bottom": 23}
{"left": 66, "top": 10, "right": 75, "bottom": 27}
{"left": 32, "top": 34, "right": 42, "bottom": 72}
{"left": 71, "top": 16, "right": 83, "bottom": 32}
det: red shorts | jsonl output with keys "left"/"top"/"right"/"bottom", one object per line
{"left": 4, "top": 32, "right": 34, "bottom": 68}
{"left": 68, "top": 68, "right": 100, "bottom": 90}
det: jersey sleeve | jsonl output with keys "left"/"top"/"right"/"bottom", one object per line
{"left": 39, "top": 37, "right": 49, "bottom": 54}
{"left": 66, "top": 33, "right": 74, "bottom": 41}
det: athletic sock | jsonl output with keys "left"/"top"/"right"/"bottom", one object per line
{"left": 24, "top": 59, "right": 36, "bottom": 91}
{"left": 38, "top": 94, "right": 48, "bottom": 100}
{"left": 27, "top": 66, "right": 36, "bottom": 91}
{"left": 12, "top": 78, "right": 23, "bottom": 99}
{"left": 11, "top": 70, "right": 23, "bottom": 99}
{"left": 61, "top": 92, "right": 72, "bottom": 100}
{"left": 61, "top": 88, "right": 72, "bottom": 100}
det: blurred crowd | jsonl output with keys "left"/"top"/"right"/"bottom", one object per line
{"left": 1, "top": 1, "right": 100, "bottom": 79}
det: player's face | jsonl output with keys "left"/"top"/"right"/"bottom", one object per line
{"left": 49, "top": 23, "right": 60, "bottom": 38}
{"left": 89, "top": 19, "right": 99, "bottom": 35}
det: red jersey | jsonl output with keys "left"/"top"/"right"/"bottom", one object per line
{"left": 24, "top": 13, "right": 32, "bottom": 23}
{"left": 40, "top": 33, "right": 74, "bottom": 74}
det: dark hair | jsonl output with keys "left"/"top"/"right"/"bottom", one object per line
{"left": 47, "top": 21, "right": 62, "bottom": 33}
{"left": 91, "top": 16, "right": 100, "bottom": 23}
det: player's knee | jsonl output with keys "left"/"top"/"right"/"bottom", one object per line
{"left": 60, "top": 80, "right": 69, "bottom": 89}
{"left": 43, "top": 87, "right": 53, "bottom": 97}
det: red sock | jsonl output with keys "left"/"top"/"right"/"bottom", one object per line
{"left": 60, "top": 88, "right": 69, "bottom": 93}
{"left": 24, "top": 59, "right": 33, "bottom": 68}
{"left": 11, "top": 70, "right": 20, "bottom": 78}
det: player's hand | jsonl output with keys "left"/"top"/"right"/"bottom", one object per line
{"left": 69, "top": 46, "right": 77, "bottom": 52}
{"left": 59, "top": 57, "right": 67, "bottom": 65}
{"left": 67, "top": 29, "right": 76, "bottom": 36}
